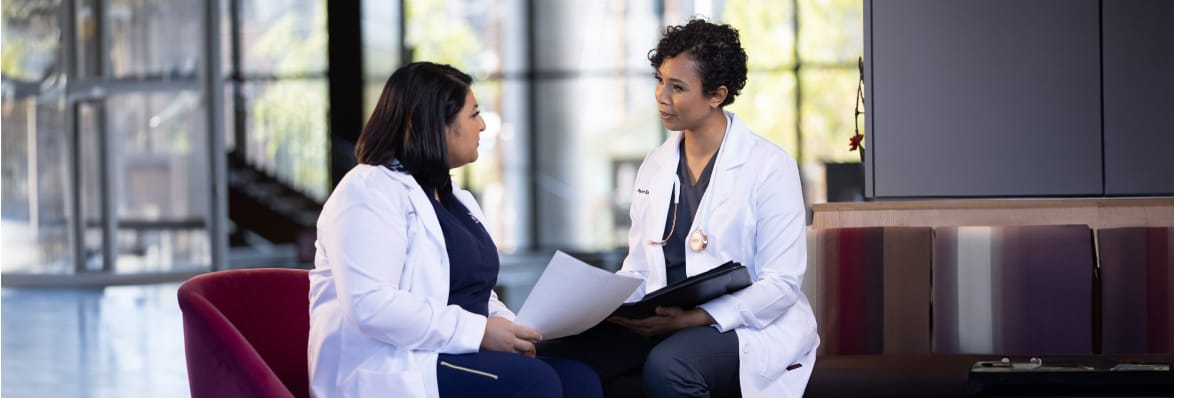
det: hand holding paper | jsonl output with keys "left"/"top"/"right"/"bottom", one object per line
{"left": 513, "top": 251, "right": 642, "bottom": 340}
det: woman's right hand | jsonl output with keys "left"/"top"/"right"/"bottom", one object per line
{"left": 481, "top": 317, "right": 542, "bottom": 357}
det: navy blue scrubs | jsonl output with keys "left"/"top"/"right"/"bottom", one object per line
{"left": 424, "top": 185, "right": 602, "bottom": 398}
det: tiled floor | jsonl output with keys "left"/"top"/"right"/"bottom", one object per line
{"left": 2, "top": 284, "right": 190, "bottom": 397}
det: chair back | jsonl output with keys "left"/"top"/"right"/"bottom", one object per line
{"left": 179, "top": 268, "right": 311, "bottom": 398}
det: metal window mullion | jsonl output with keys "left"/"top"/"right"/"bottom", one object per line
{"left": 27, "top": 101, "right": 40, "bottom": 238}
{"left": 70, "top": 103, "right": 86, "bottom": 273}
{"left": 525, "top": 0, "right": 538, "bottom": 250}
{"left": 792, "top": 0, "right": 803, "bottom": 165}
{"left": 64, "top": 0, "right": 78, "bottom": 78}
{"left": 66, "top": 79, "right": 200, "bottom": 102}
{"left": 204, "top": 0, "right": 227, "bottom": 271}
{"left": 399, "top": 0, "right": 409, "bottom": 65}
{"left": 97, "top": 101, "right": 116, "bottom": 272}
{"left": 96, "top": 0, "right": 108, "bottom": 78}
{"left": 229, "top": 0, "right": 246, "bottom": 159}
{"left": 92, "top": 0, "right": 117, "bottom": 272}
{"left": 62, "top": 0, "right": 90, "bottom": 273}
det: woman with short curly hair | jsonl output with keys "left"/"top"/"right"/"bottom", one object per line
{"left": 539, "top": 19, "right": 819, "bottom": 398}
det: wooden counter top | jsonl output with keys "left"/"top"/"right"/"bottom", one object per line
{"left": 811, "top": 198, "right": 1172, "bottom": 229}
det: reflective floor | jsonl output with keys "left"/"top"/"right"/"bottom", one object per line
{"left": 0, "top": 251, "right": 580, "bottom": 397}
{"left": 1, "top": 283, "right": 190, "bottom": 397}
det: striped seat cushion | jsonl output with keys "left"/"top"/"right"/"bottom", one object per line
{"left": 1097, "top": 226, "right": 1173, "bottom": 354}
{"left": 812, "top": 227, "right": 933, "bottom": 355}
{"left": 932, "top": 225, "right": 1094, "bottom": 355}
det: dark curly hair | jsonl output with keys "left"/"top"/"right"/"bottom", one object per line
{"left": 649, "top": 19, "right": 748, "bottom": 108}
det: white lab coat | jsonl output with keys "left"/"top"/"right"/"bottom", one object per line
{"left": 307, "top": 164, "right": 516, "bottom": 398}
{"left": 617, "top": 111, "right": 819, "bottom": 398}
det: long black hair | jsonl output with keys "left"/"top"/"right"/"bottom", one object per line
{"left": 354, "top": 62, "right": 473, "bottom": 195}
{"left": 649, "top": 19, "right": 748, "bottom": 107}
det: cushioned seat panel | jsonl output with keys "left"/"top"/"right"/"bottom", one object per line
{"left": 932, "top": 225, "right": 1094, "bottom": 355}
{"left": 1098, "top": 226, "right": 1173, "bottom": 354}
{"left": 815, "top": 227, "right": 933, "bottom": 355}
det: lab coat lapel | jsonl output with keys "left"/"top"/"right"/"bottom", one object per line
{"left": 715, "top": 112, "right": 751, "bottom": 176}
{"left": 642, "top": 132, "right": 683, "bottom": 291}
{"left": 705, "top": 111, "right": 751, "bottom": 207}
{"left": 685, "top": 112, "right": 751, "bottom": 275}
{"left": 386, "top": 170, "right": 447, "bottom": 251}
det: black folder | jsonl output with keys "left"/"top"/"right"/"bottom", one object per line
{"left": 611, "top": 261, "right": 752, "bottom": 319}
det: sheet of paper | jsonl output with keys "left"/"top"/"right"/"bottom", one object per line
{"left": 514, "top": 251, "right": 642, "bottom": 340}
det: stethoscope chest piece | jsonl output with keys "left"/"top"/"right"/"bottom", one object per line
{"left": 688, "top": 229, "right": 708, "bottom": 252}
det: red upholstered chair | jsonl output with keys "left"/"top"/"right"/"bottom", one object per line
{"left": 1097, "top": 227, "right": 1174, "bottom": 354}
{"left": 179, "top": 268, "right": 311, "bottom": 398}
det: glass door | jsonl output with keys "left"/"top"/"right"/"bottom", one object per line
{"left": 1, "top": 0, "right": 225, "bottom": 282}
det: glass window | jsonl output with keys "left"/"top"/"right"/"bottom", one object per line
{"left": 107, "top": 0, "right": 202, "bottom": 79}
{"left": 76, "top": 0, "right": 103, "bottom": 78}
{"left": 240, "top": 79, "right": 330, "bottom": 200}
{"left": 361, "top": 0, "right": 401, "bottom": 121}
{"left": 801, "top": 68, "right": 860, "bottom": 204}
{"left": 801, "top": 68, "right": 860, "bottom": 165}
{"left": 405, "top": 0, "right": 534, "bottom": 251}
{"left": 717, "top": 0, "right": 864, "bottom": 207}
{"left": 106, "top": 91, "right": 209, "bottom": 221}
{"left": 533, "top": 75, "right": 663, "bottom": 250}
{"left": 0, "top": 97, "right": 73, "bottom": 274}
{"left": 798, "top": 0, "right": 863, "bottom": 65}
{"left": 726, "top": 71, "right": 799, "bottom": 155}
{"left": 75, "top": 91, "right": 212, "bottom": 273}
{"left": 3, "top": 0, "right": 74, "bottom": 274}
{"left": 2, "top": 0, "right": 63, "bottom": 82}
{"left": 406, "top": 0, "right": 506, "bottom": 78}
{"left": 462, "top": 80, "right": 515, "bottom": 250}
{"left": 77, "top": 101, "right": 106, "bottom": 272}
{"left": 221, "top": 0, "right": 233, "bottom": 75}
{"left": 229, "top": 0, "right": 329, "bottom": 202}
{"left": 238, "top": 0, "right": 326, "bottom": 76}
{"left": 723, "top": 0, "right": 797, "bottom": 69}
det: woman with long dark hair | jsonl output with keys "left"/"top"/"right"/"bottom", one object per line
{"left": 309, "top": 62, "right": 601, "bottom": 398}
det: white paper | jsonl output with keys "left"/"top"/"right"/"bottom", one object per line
{"left": 514, "top": 251, "right": 642, "bottom": 340}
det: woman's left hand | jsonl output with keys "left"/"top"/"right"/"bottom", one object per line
{"left": 607, "top": 306, "right": 715, "bottom": 336}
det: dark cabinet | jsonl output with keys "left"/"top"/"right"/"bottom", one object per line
{"left": 864, "top": 0, "right": 1172, "bottom": 199}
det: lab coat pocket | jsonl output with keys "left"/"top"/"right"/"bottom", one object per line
{"left": 344, "top": 368, "right": 428, "bottom": 398}
{"left": 630, "top": 193, "right": 650, "bottom": 221}
{"left": 750, "top": 309, "right": 818, "bottom": 379}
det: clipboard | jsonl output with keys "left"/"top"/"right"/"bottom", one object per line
{"left": 611, "top": 261, "right": 751, "bottom": 319}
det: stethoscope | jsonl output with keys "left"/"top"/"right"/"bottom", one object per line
{"left": 644, "top": 113, "right": 735, "bottom": 252}
{"left": 647, "top": 177, "right": 709, "bottom": 252}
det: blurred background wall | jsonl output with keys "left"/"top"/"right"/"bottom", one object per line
{"left": 1, "top": 0, "right": 867, "bottom": 281}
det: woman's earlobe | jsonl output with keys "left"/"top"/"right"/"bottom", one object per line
{"left": 712, "top": 86, "right": 729, "bottom": 108}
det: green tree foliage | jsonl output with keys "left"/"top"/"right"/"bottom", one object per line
{"left": 405, "top": 0, "right": 480, "bottom": 70}
{"left": 723, "top": 1, "right": 799, "bottom": 157}
{"left": 2, "top": 0, "right": 61, "bottom": 81}
{"left": 721, "top": 0, "right": 862, "bottom": 165}
{"left": 248, "top": 2, "right": 329, "bottom": 199}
